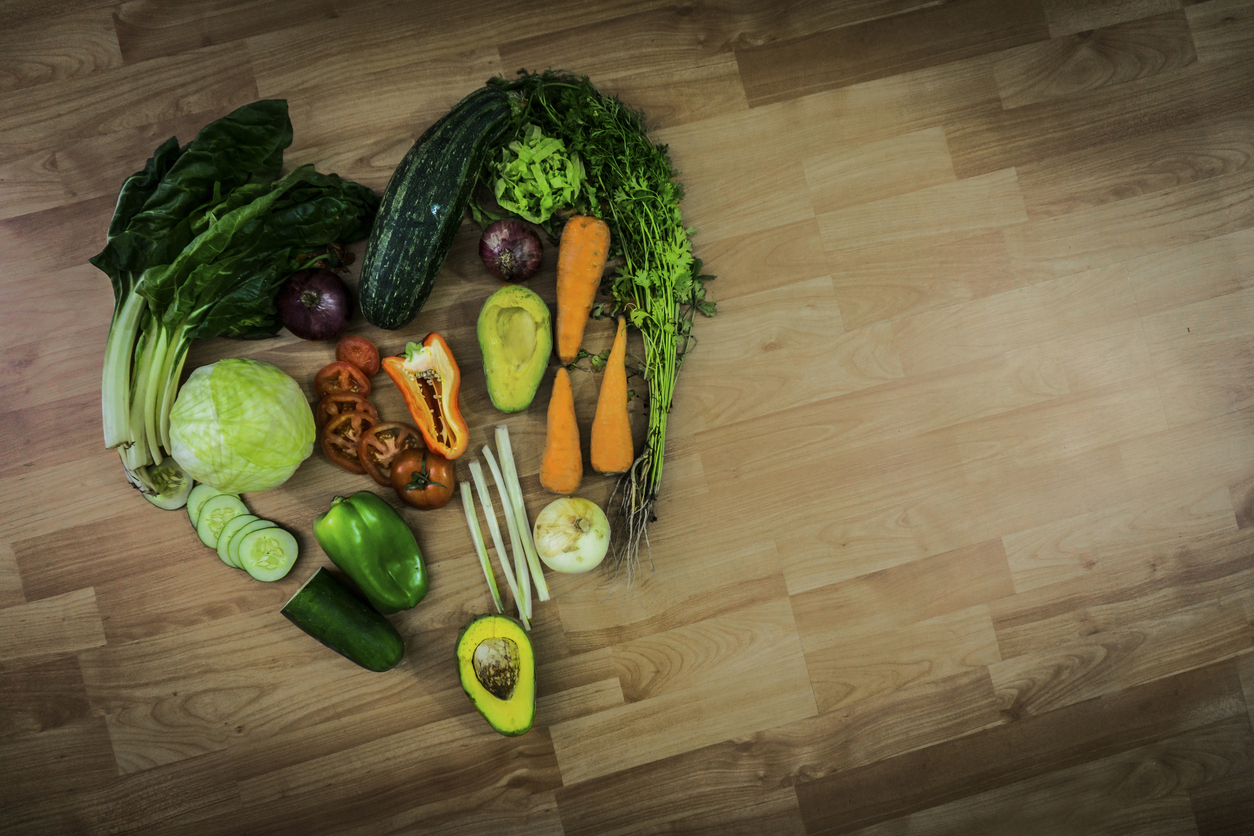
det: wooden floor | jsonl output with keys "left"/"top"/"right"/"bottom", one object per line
{"left": 4, "top": 0, "right": 1254, "bottom": 833}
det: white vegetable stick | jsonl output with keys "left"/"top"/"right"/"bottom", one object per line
{"left": 469, "top": 460, "right": 524, "bottom": 625}
{"left": 484, "top": 445, "right": 532, "bottom": 620}
{"left": 496, "top": 425, "right": 550, "bottom": 601}
{"left": 459, "top": 482, "right": 503, "bottom": 614}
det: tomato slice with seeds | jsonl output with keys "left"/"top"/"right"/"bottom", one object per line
{"left": 357, "top": 422, "right": 424, "bottom": 487}
{"left": 315, "top": 393, "right": 379, "bottom": 430}
{"left": 314, "top": 361, "right": 371, "bottom": 399}
{"left": 320, "top": 410, "right": 377, "bottom": 474}
{"left": 336, "top": 335, "right": 381, "bottom": 377}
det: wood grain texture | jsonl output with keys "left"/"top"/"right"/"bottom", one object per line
{"left": 1042, "top": 0, "right": 1184, "bottom": 39}
{"left": 796, "top": 660, "right": 1248, "bottom": 833}
{"left": 4, "top": 1, "right": 1254, "bottom": 833}
{"left": 1188, "top": 0, "right": 1254, "bottom": 65}
{"left": 993, "top": 9, "right": 1197, "bottom": 110}
{"left": 0, "top": 9, "right": 122, "bottom": 93}
{"left": 735, "top": 0, "right": 1050, "bottom": 107}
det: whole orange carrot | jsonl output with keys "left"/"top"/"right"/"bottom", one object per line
{"left": 591, "top": 316, "right": 633, "bottom": 474}
{"left": 540, "top": 367, "right": 582, "bottom": 495}
{"left": 556, "top": 216, "right": 610, "bottom": 364}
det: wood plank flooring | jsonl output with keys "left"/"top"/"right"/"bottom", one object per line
{"left": 2, "top": 0, "right": 1253, "bottom": 833}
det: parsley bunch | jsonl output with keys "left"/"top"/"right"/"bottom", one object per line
{"left": 490, "top": 71, "right": 716, "bottom": 580}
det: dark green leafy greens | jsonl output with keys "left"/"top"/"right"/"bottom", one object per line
{"left": 483, "top": 71, "right": 716, "bottom": 580}
{"left": 94, "top": 100, "right": 378, "bottom": 502}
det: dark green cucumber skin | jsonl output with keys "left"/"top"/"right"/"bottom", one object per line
{"left": 281, "top": 568, "right": 404, "bottom": 672}
{"left": 359, "top": 86, "right": 514, "bottom": 330}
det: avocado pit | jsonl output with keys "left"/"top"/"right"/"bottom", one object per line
{"left": 456, "top": 612, "right": 535, "bottom": 736}
{"left": 473, "top": 637, "right": 520, "bottom": 700}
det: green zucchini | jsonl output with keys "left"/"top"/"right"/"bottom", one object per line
{"left": 281, "top": 567, "right": 404, "bottom": 671}
{"left": 359, "top": 86, "right": 515, "bottom": 330}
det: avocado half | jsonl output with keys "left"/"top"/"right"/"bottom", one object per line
{"left": 456, "top": 613, "right": 536, "bottom": 736}
{"left": 477, "top": 284, "right": 551, "bottom": 413}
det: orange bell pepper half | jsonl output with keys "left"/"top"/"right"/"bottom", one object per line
{"left": 381, "top": 333, "right": 469, "bottom": 460}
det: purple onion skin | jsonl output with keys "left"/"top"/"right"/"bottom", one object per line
{"left": 276, "top": 269, "right": 353, "bottom": 340}
{"left": 479, "top": 219, "right": 543, "bottom": 283}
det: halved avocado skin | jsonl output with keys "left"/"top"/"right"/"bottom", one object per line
{"left": 477, "top": 285, "right": 552, "bottom": 413}
{"left": 456, "top": 613, "right": 536, "bottom": 736}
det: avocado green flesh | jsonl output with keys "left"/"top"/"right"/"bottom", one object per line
{"left": 478, "top": 285, "right": 551, "bottom": 413}
{"left": 456, "top": 614, "right": 535, "bottom": 736}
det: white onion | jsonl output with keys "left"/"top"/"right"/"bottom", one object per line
{"left": 532, "top": 498, "right": 610, "bottom": 574}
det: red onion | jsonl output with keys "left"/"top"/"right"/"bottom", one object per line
{"left": 276, "top": 269, "right": 352, "bottom": 340}
{"left": 479, "top": 219, "right": 543, "bottom": 283}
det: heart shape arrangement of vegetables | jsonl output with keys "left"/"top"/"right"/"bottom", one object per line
{"left": 92, "top": 72, "right": 715, "bottom": 735}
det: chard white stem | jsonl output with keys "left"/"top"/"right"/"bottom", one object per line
{"left": 101, "top": 291, "right": 147, "bottom": 449}
{"left": 127, "top": 324, "right": 157, "bottom": 471}
{"left": 158, "top": 338, "right": 189, "bottom": 452}
{"left": 141, "top": 325, "right": 171, "bottom": 464}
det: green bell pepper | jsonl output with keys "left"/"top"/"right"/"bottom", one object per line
{"left": 313, "top": 491, "right": 428, "bottom": 614}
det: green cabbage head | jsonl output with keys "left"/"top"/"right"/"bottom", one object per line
{"left": 170, "top": 358, "right": 315, "bottom": 493}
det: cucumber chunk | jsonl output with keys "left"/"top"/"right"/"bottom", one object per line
{"left": 281, "top": 568, "right": 404, "bottom": 671}
{"left": 187, "top": 484, "right": 222, "bottom": 528}
{"left": 196, "top": 494, "right": 247, "bottom": 548}
{"left": 238, "top": 526, "right": 298, "bottom": 582}
{"left": 215, "top": 514, "right": 259, "bottom": 567}
{"left": 143, "top": 458, "right": 193, "bottom": 511}
{"left": 227, "top": 519, "right": 277, "bottom": 570}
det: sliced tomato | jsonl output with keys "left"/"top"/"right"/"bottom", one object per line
{"left": 320, "top": 410, "right": 377, "bottom": 474}
{"left": 315, "top": 393, "right": 379, "bottom": 430}
{"left": 357, "top": 422, "right": 424, "bottom": 487}
{"left": 336, "top": 335, "right": 381, "bottom": 377}
{"left": 314, "top": 361, "right": 371, "bottom": 399}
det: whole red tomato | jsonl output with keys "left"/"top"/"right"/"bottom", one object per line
{"left": 390, "top": 448, "right": 456, "bottom": 510}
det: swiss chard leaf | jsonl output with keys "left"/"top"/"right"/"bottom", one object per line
{"left": 121, "top": 100, "right": 293, "bottom": 268}
{"left": 90, "top": 136, "right": 184, "bottom": 305}
{"left": 106, "top": 136, "right": 183, "bottom": 242}
{"left": 135, "top": 164, "right": 380, "bottom": 341}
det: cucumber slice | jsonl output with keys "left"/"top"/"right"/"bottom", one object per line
{"left": 281, "top": 568, "right": 404, "bottom": 671}
{"left": 196, "top": 494, "right": 247, "bottom": 548}
{"left": 238, "top": 526, "right": 299, "bottom": 582}
{"left": 187, "top": 484, "right": 222, "bottom": 528}
{"left": 227, "top": 519, "right": 277, "bottom": 570}
{"left": 215, "top": 514, "right": 259, "bottom": 567}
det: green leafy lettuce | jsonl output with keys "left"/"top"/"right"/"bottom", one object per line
{"left": 472, "top": 122, "right": 589, "bottom": 237}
